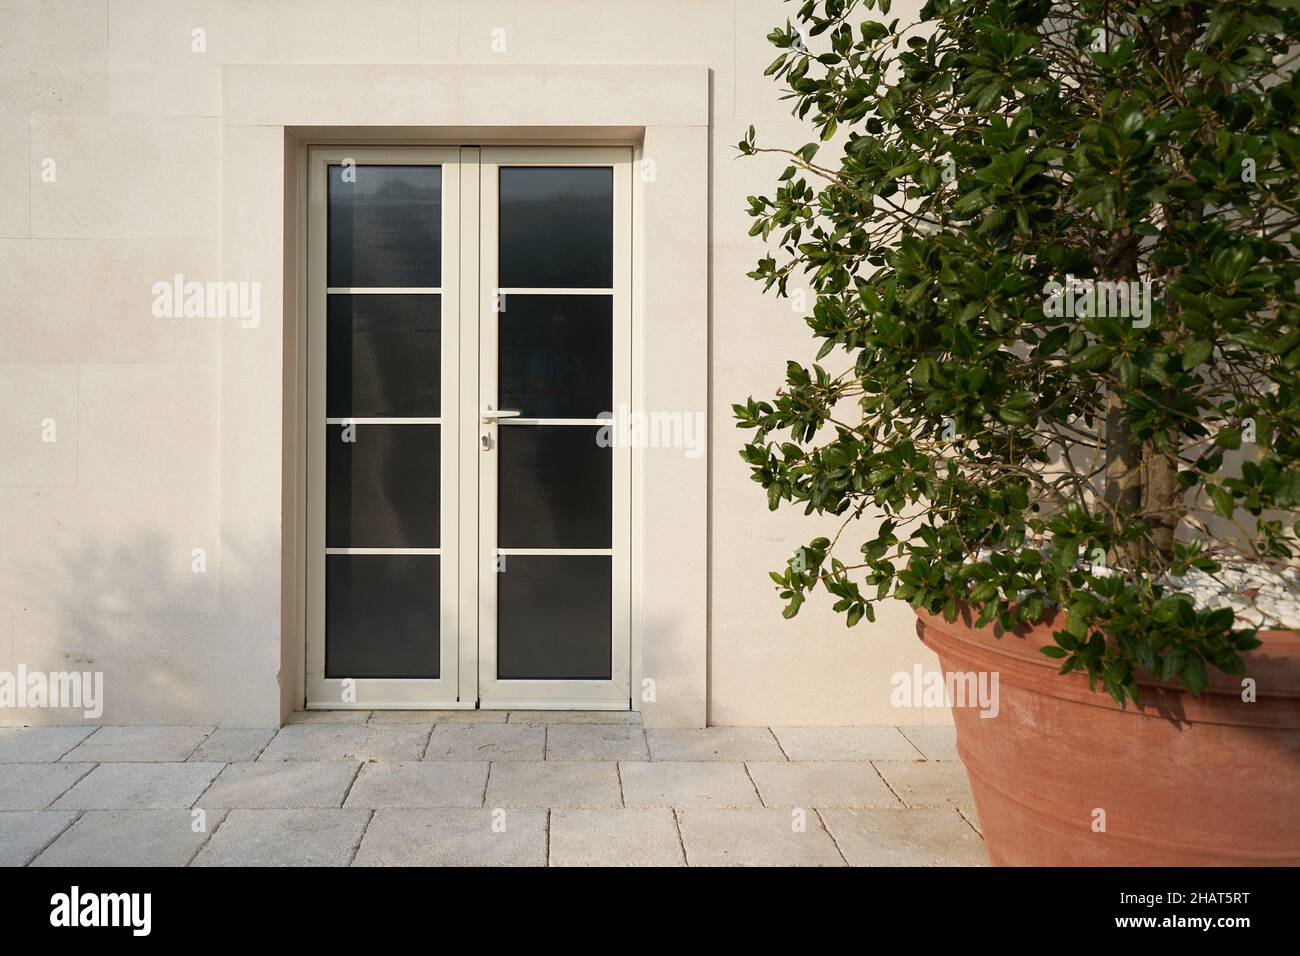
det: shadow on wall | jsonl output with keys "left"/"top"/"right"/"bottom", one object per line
{"left": 636, "top": 604, "right": 695, "bottom": 726}
{"left": 0, "top": 528, "right": 280, "bottom": 728}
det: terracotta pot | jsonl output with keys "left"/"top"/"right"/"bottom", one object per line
{"left": 916, "top": 605, "right": 1300, "bottom": 865}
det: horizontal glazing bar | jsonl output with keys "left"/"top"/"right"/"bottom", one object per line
{"left": 495, "top": 548, "right": 614, "bottom": 556}
{"left": 326, "top": 287, "right": 442, "bottom": 294}
{"left": 325, "top": 418, "right": 441, "bottom": 425}
{"left": 499, "top": 418, "right": 606, "bottom": 426}
{"left": 496, "top": 288, "right": 613, "bottom": 296}
{"left": 325, "top": 548, "right": 441, "bottom": 555}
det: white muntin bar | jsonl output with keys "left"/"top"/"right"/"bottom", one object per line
{"left": 325, "top": 418, "right": 441, "bottom": 425}
{"left": 325, "top": 548, "right": 441, "bottom": 555}
{"left": 326, "top": 287, "right": 441, "bottom": 294}
{"left": 495, "top": 288, "right": 614, "bottom": 296}
{"left": 499, "top": 418, "right": 605, "bottom": 426}
{"left": 496, "top": 548, "right": 614, "bottom": 556}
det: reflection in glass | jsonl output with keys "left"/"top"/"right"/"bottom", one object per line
{"left": 328, "top": 164, "right": 441, "bottom": 288}
{"left": 327, "top": 424, "right": 439, "bottom": 548}
{"left": 499, "top": 167, "right": 613, "bottom": 288}
{"left": 327, "top": 294, "right": 440, "bottom": 418}
{"left": 499, "top": 294, "right": 611, "bottom": 419}
{"left": 326, "top": 554, "right": 439, "bottom": 678}
{"left": 497, "top": 555, "right": 612, "bottom": 680}
{"left": 498, "top": 425, "right": 611, "bottom": 549}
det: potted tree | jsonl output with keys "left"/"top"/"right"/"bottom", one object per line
{"left": 736, "top": 0, "right": 1300, "bottom": 865}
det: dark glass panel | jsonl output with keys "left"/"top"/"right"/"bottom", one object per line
{"left": 497, "top": 555, "right": 611, "bottom": 680}
{"left": 328, "top": 164, "right": 441, "bottom": 288}
{"left": 498, "top": 167, "right": 612, "bottom": 288}
{"left": 327, "top": 294, "right": 440, "bottom": 418}
{"left": 326, "top": 554, "right": 439, "bottom": 678}
{"left": 326, "top": 424, "right": 439, "bottom": 548}
{"left": 498, "top": 425, "right": 610, "bottom": 549}
{"left": 498, "top": 294, "right": 611, "bottom": 419}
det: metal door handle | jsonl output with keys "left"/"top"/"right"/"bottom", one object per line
{"left": 481, "top": 408, "right": 521, "bottom": 423}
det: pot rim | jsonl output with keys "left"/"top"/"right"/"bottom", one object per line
{"left": 915, "top": 603, "right": 1300, "bottom": 703}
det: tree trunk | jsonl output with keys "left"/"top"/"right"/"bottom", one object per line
{"left": 1104, "top": 391, "right": 1143, "bottom": 564}
{"left": 1143, "top": 444, "right": 1180, "bottom": 562}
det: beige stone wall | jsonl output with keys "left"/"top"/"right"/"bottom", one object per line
{"left": 0, "top": 0, "right": 944, "bottom": 726}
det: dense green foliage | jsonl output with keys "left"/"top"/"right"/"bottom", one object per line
{"left": 735, "top": 0, "right": 1300, "bottom": 702}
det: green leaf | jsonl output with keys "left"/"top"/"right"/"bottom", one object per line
{"left": 1207, "top": 485, "right": 1235, "bottom": 518}
{"left": 1215, "top": 427, "right": 1242, "bottom": 451}
{"left": 1181, "top": 655, "right": 1208, "bottom": 696}
{"left": 1182, "top": 340, "right": 1213, "bottom": 369}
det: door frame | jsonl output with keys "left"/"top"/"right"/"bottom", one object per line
{"left": 304, "top": 145, "right": 466, "bottom": 709}
{"left": 303, "top": 144, "right": 633, "bottom": 710}
{"left": 475, "top": 146, "right": 633, "bottom": 710}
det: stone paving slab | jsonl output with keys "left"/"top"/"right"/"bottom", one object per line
{"left": 0, "top": 727, "right": 94, "bottom": 763}
{"left": 287, "top": 711, "right": 370, "bottom": 724}
{"left": 0, "top": 811, "right": 77, "bottom": 865}
{"left": 958, "top": 806, "right": 983, "bottom": 835}
{"left": 619, "top": 762, "right": 761, "bottom": 808}
{"left": 353, "top": 808, "right": 547, "bottom": 866}
{"left": 259, "top": 724, "right": 428, "bottom": 762}
{"left": 677, "top": 808, "right": 845, "bottom": 866}
{"left": 425, "top": 724, "right": 544, "bottom": 761}
{"left": 546, "top": 724, "right": 649, "bottom": 761}
{"left": 646, "top": 727, "right": 785, "bottom": 762}
{"left": 485, "top": 761, "right": 622, "bottom": 809}
{"left": 0, "top": 722, "right": 989, "bottom": 866}
{"left": 193, "top": 808, "right": 370, "bottom": 867}
{"left": 0, "top": 763, "right": 93, "bottom": 810}
{"left": 32, "top": 809, "right": 226, "bottom": 867}
{"left": 199, "top": 761, "right": 360, "bottom": 809}
{"left": 550, "top": 809, "right": 685, "bottom": 867}
{"left": 52, "top": 762, "right": 223, "bottom": 810}
{"left": 772, "top": 726, "right": 922, "bottom": 762}
{"left": 189, "top": 728, "right": 276, "bottom": 763}
{"left": 746, "top": 761, "right": 900, "bottom": 808}
{"left": 821, "top": 808, "right": 986, "bottom": 866}
{"left": 507, "top": 710, "right": 641, "bottom": 724}
{"left": 345, "top": 761, "right": 488, "bottom": 808}
{"left": 61, "top": 726, "right": 214, "bottom": 762}
{"left": 873, "top": 760, "right": 976, "bottom": 809}
{"left": 898, "top": 726, "right": 960, "bottom": 761}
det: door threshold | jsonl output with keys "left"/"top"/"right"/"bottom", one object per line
{"left": 478, "top": 700, "right": 631, "bottom": 711}
{"left": 305, "top": 700, "right": 477, "bottom": 711}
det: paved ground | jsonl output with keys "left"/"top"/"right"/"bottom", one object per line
{"left": 0, "top": 713, "right": 985, "bottom": 866}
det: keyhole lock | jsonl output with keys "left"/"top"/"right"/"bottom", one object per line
{"left": 481, "top": 432, "right": 494, "bottom": 451}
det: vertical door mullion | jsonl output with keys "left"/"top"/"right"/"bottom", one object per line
{"left": 459, "top": 147, "right": 482, "bottom": 703}
{"left": 440, "top": 159, "right": 462, "bottom": 703}
{"left": 478, "top": 156, "right": 502, "bottom": 695}
{"left": 611, "top": 157, "right": 632, "bottom": 697}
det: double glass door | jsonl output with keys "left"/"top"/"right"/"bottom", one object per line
{"left": 305, "top": 146, "right": 631, "bottom": 710}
